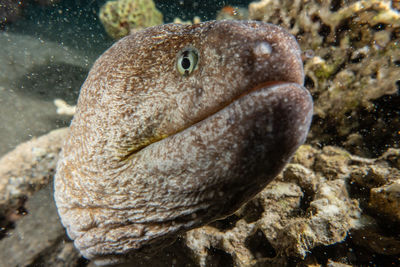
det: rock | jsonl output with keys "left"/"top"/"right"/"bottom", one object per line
{"left": 369, "top": 180, "right": 400, "bottom": 223}
{"left": 0, "top": 183, "right": 77, "bottom": 266}
{"left": 314, "top": 146, "right": 351, "bottom": 179}
{"left": 183, "top": 145, "right": 400, "bottom": 266}
{"left": 327, "top": 259, "right": 353, "bottom": 267}
{"left": 351, "top": 218, "right": 400, "bottom": 256}
{"left": 291, "top": 144, "right": 318, "bottom": 169}
{"left": 381, "top": 148, "right": 400, "bottom": 169}
{"left": 0, "top": 128, "right": 68, "bottom": 216}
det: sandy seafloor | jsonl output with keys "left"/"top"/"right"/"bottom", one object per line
{"left": 0, "top": 0, "right": 252, "bottom": 157}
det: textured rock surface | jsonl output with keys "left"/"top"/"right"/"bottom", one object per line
{"left": 0, "top": 128, "right": 68, "bottom": 216}
{"left": 184, "top": 146, "right": 400, "bottom": 266}
{"left": 0, "top": 183, "right": 78, "bottom": 266}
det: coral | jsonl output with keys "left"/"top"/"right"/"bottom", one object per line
{"left": 53, "top": 98, "right": 76, "bottom": 116}
{"left": 249, "top": 0, "right": 400, "bottom": 156}
{"left": 99, "top": 0, "right": 163, "bottom": 39}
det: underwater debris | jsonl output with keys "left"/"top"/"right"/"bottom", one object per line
{"left": 216, "top": 6, "right": 249, "bottom": 20}
{"left": 173, "top": 16, "right": 201, "bottom": 25}
{"left": 53, "top": 98, "right": 76, "bottom": 116}
{"left": 0, "top": 0, "right": 24, "bottom": 26}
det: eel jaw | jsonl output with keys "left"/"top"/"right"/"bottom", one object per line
{"left": 135, "top": 81, "right": 313, "bottom": 213}
{"left": 122, "top": 80, "right": 308, "bottom": 161}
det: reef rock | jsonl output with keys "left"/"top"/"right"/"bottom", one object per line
{"left": 0, "top": 184, "right": 78, "bottom": 266}
{"left": 249, "top": 0, "right": 400, "bottom": 157}
{"left": 0, "top": 128, "right": 68, "bottom": 216}
{"left": 184, "top": 145, "right": 400, "bottom": 266}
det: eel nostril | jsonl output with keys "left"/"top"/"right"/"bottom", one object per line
{"left": 253, "top": 42, "right": 272, "bottom": 58}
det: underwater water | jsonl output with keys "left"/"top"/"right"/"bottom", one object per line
{"left": 0, "top": 0, "right": 399, "bottom": 266}
{"left": 0, "top": 0, "right": 254, "bottom": 156}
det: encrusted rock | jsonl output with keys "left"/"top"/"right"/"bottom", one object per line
{"left": 249, "top": 0, "right": 400, "bottom": 156}
{"left": 369, "top": 180, "right": 400, "bottom": 223}
{"left": 184, "top": 145, "right": 400, "bottom": 266}
{"left": 0, "top": 184, "right": 77, "bottom": 266}
{"left": 0, "top": 128, "right": 68, "bottom": 216}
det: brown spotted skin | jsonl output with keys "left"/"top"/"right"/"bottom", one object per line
{"left": 54, "top": 20, "right": 313, "bottom": 265}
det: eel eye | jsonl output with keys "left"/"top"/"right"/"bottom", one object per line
{"left": 177, "top": 47, "right": 199, "bottom": 76}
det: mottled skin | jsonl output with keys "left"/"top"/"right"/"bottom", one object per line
{"left": 54, "top": 20, "right": 313, "bottom": 265}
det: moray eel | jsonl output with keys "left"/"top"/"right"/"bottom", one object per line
{"left": 54, "top": 20, "right": 313, "bottom": 265}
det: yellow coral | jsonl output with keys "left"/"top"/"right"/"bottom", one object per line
{"left": 99, "top": 0, "right": 163, "bottom": 39}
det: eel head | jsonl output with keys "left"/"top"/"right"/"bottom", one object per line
{"left": 54, "top": 20, "right": 313, "bottom": 265}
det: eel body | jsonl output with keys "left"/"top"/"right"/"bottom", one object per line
{"left": 54, "top": 20, "right": 313, "bottom": 265}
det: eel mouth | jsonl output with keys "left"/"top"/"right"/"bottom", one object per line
{"left": 121, "top": 80, "right": 312, "bottom": 161}
{"left": 236, "top": 81, "right": 287, "bottom": 99}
